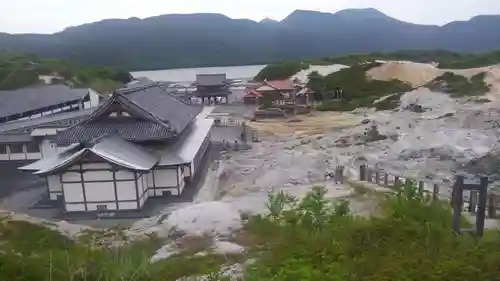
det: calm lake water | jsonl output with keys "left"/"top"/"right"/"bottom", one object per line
{"left": 131, "top": 64, "right": 267, "bottom": 82}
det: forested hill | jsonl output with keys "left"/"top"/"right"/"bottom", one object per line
{"left": 2, "top": 8, "right": 500, "bottom": 70}
{"left": 0, "top": 52, "right": 132, "bottom": 91}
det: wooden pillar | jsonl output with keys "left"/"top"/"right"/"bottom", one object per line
{"left": 375, "top": 171, "right": 380, "bottom": 185}
{"left": 468, "top": 191, "right": 478, "bottom": 213}
{"left": 476, "top": 177, "right": 489, "bottom": 237}
{"left": 394, "top": 176, "right": 400, "bottom": 187}
{"left": 418, "top": 181, "right": 424, "bottom": 195}
{"left": 384, "top": 173, "right": 389, "bottom": 186}
{"left": 432, "top": 184, "right": 439, "bottom": 201}
{"left": 488, "top": 194, "right": 497, "bottom": 218}
{"left": 359, "top": 165, "right": 366, "bottom": 181}
{"left": 367, "top": 168, "right": 372, "bottom": 183}
{"left": 451, "top": 175, "right": 464, "bottom": 236}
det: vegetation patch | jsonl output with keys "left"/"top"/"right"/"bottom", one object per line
{"left": 312, "top": 63, "right": 411, "bottom": 111}
{"left": 426, "top": 72, "right": 490, "bottom": 97}
{"left": 0, "top": 51, "right": 132, "bottom": 91}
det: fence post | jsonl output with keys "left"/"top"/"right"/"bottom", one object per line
{"left": 476, "top": 177, "right": 489, "bottom": 237}
{"left": 359, "top": 164, "right": 366, "bottom": 181}
{"left": 451, "top": 175, "right": 465, "bottom": 236}
{"left": 469, "top": 191, "right": 478, "bottom": 213}
{"left": 432, "top": 184, "right": 439, "bottom": 201}
{"left": 488, "top": 194, "right": 497, "bottom": 218}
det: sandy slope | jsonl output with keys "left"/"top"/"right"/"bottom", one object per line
{"left": 366, "top": 61, "right": 500, "bottom": 98}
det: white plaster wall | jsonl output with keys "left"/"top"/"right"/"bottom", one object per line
{"left": 84, "top": 182, "right": 115, "bottom": 202}
{"left": 154, "top": 169, "right": 177, "bottom": 187}
{"left": 10, "top": 153, "right": 25, "bottom": 160}
{"left": 62, "top": 182, "right": 84, "bottom": 203}
{"left": 62, "top": 106, "right": 71, "bottom": 111}
{"left": 26, "top": 152, "right": 42, "bottom": 160}
{"left": 154, "top": 188, "right": 179, "bottom": 197}
{"left": 87, "top": 203, "right": 117, "bottom": 211}
{"left": 83, "top": 171, "right": 113, "bottom": 181}
{"left": 146, "top": 172, "right": 154, "bottom": 188}
{"left": 116, "top": 181, "right": 137, "bottom": 201}
{"left": 89, "top": 89, "right": 100, "bottom": 107}
{"left": 82, "top": 163, "right": 111, "bottom": 170}
{"left": 0, "top": 153, "right": 8, "bottom": 161}
{"left": 66, "top": 203, "right": 86, "bottom": 212}
{"left": 116, "top": 170, "right": 135, "bottom": 180}
{"left": 47, "top": 175, "right": 62, "bottom": 200}
{"left": 118, "top": 202, "right": 138, "bottom": 210}
{"left": 62, "top": 171, "right": 81, "bottom": 182}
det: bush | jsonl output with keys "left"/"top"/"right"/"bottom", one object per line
{"left": 426, "top": 72, "right": 490, "bottom": 97}
{"left": 241, "top": 184, "right": 500, "bottom": 280}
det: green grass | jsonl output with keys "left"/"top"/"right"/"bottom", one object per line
{"left": 1, "top": 183, "right": 500, "bottom": 280}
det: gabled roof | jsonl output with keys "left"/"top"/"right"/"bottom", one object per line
{"left": 0, "top": 85, "right": 89, "bottom": 119}
{"left": 257, "top": 80, "right": 296, "bottom": 91}
{"left": 55, "top": 84, "right": 201, "bottom": 144}
{"left": 20, "top": 136, "right": 159, "bottom": 175}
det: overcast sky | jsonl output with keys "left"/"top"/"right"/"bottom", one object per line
{"left": 2, "top": 0, "right": 500, "bottom": 34}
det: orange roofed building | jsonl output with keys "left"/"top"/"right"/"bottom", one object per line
{"left": 243, "top": 80, "right": 315, "bottom": 105}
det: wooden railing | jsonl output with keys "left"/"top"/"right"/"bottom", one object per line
{"left": 357, "top": 164, "right": 499, "bottom": 219}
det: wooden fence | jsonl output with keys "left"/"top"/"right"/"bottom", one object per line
{"left": 357, "top": 164, "right": 499, "bottom": 219}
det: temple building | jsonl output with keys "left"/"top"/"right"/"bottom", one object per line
{"left": 191, "top": 74, "right": 231, "bottom": 104}
{"left": 20, "top": 84, "right": 213, "bottom": 213}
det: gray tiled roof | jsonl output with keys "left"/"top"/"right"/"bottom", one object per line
{"left": 55, "top": 84, "right": 201, "bottom": 144}
{"left": 122, "top": 84, "right": 202, "bottom": 133}
{"left": 55, "top": 120, "right": 175, "bottom": 145}
{"left": 196, "top": 74, "right": 227, "bottom": 86}
{"left": 0, "top": 85, "right": 89, "bottom": 119}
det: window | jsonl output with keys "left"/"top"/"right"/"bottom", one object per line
{"left": 8, "top": 144, "right": 24, "bottom": 154}
{"left": 25, "top": 142, "right": 40, "bottom": 153}
{"left": 0, "top": 144, "right": 6, "bottom": 154}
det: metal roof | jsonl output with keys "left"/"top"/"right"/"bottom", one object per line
{"left": 0, "top": 133, "right": 34, "bottom": 143}
{"left": 0, "top": 85, "right": 89, "bottom": 119}
{"left": 0, "top": 109, "right": 92, "bottom": 133}
{"left": 158, "top": 116, "right": 214, "bottom": 166}
{"left": 20, "top": 137, "right": 159, "bottom": 175}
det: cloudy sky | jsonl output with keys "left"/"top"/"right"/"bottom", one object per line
{"left": 2, "top": 0, "right": 499, "bottom": 34}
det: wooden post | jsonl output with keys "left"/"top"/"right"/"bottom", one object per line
{"left": 384, "top": 173, "right": 389, "bottom": 186}
{"left": 418, "top": 181, "right": 424, "bottom": 195}
{"left": 375, "top": 171, "right": 380, "bottom": 185}
{"left": 432, "top": 184, "right": 439, "bottom": 201}
{"left": 488, "top": 194, "right": 497, "bottom": 218}
{"left": 476, "top": 177, "right": 489, "bottom": 237}
{"left": 367, "top": 169, "right": 372, "bottom": 183}
{"left": 451, "top": 175, "right": 464, "bottom": 236}
{"left": 469, "top": 191, "right": 478, "bottom": 213}
{"left": 359, "top": 165, "right": 366, "bottom": 181}
{"left": 394, "top": 176, "right": 400, "bottom": 187}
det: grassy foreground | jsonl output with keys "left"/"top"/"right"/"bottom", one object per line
{"left": 1, "top": 184, "right": 500, "bottom": 280}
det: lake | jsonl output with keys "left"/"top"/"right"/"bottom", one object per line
{"left": 131, "top": 64, "right": 267, "bottom": 83}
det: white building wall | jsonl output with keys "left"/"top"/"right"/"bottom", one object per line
{"left": 116, "top": 180, "right": 137, "bottom": 201}
{"left": 47, "top": 175, "right": 63, "bottom": 200}
{"left": 154, "top": 169, "right": 178, "bottom": 187}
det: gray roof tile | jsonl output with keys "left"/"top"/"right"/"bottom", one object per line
{"left": 0, "top": 85, "right": 89, "bottom": 119}
{"left": 55, "top": 120, "right": 175, "bottom": 145}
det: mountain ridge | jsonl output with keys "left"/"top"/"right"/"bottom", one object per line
{"left": 2, "top": 8, "right": 500, "bottom": 70}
